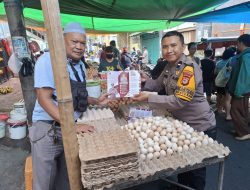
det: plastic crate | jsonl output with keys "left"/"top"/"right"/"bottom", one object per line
{"left": 25, "top": 156, "right": 32, "bottom": 190}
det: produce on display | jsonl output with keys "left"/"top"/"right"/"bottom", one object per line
{"left": 0, "top": 86, "right": 13, "bottom": 94}
{"left": 121, "top": 116, "right": 216, "bottom": 160}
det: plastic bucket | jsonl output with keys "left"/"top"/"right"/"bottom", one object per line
{"left": 10, "top": 110, "right": 27, "bottom": 121}
{"left": 86, "top": 80, "right": 101, "bottom": 98}
{"left": 0, "top": 121, "right": 5, "bottom": 138}
{"left": 0, "top": 113, "right": 9, "bottom": 139}
{"left": 7, "top": 119, "right": 27, "bottom": 140}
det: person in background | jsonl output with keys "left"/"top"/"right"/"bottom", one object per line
{"left": 98, "top": 46, "right": 122, "bottom": 72}
{"left": 131, "top": 47, "right": 137, "bottom": 57}
{"left": 110, "top": 40, "right": 121, "bottom": 61}
{"left": 121, "top": 47, "right": 133, "bottom": 70}
{"left": 229, "top": 34, "right": 250, "bottom": 140}
{"left": 99, "top": 44, "right": 106, "bottom": 63}
{"left": 30, "top": 22, "right": 109, "bottom": 190}
{"left": 187, "top": 42, "right": 201, "bottom": 65}
{"left": 200, "top": 49, "right": 215, "bottom": 104}
{"left": 133, "top": 31, "right": 216, "bottom": 190}
{"left": 214, "top": 47, "right": 236, "bottom": 116}
{"left": 141, "top": 46, "right": 149, "bottom": 66}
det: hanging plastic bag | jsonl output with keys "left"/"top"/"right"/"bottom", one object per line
{"left": 215, "top": 58, "right": 232, "bottom": 87}
{"left": 8, "top": 53, "right": 22, "bottom": 74}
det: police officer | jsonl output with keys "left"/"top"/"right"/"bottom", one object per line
{"left": 29, "top": 22, "right": 109, "bottom": 190}
{"left": 133, "top": 31, "right": 216, "bottom": 190}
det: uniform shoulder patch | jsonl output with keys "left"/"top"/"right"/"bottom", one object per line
{"left": 175, "top": 65, "right": 196, "bottom": 102}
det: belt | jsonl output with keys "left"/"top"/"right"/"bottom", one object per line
{"left": 40, "top": 120, "right": 60, "bottom": 126}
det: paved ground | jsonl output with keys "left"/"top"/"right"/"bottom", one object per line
{"left": 0, "top": 78, "right": 249, "bottom": 190}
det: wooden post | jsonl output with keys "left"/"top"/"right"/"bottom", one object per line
{"left": 40, "top": 0, "right": 82, "bottom": 189}
{"left": 4, "top": 0, "right": 36, "bottom": 125}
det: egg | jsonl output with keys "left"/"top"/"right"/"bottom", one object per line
{"left": 186, "top": 134, "right": 191, "bottom": 139}
{"left": 154, "top": 145, "right": 161, "bottom": 152}
{"left": 148, "top": 131, "right": 155, "bottom": 139}
{"left": 148, "top": 147, "right": 154, "bottom": 153}
{"left": 196, "top": 141, "right": 202, "bottom": 147}
{"left": 160, "top": 130, "right": 167, "bottom": 136}
{"left": 208, "top": 137, "right": 214, "bottom": 144}
{"left": 177, "top": 140, "right": 184, "bottom": 146}
{"left": 190, "top": 137, "right": 197, "bottom": 144}
{"left": 167, "top": 148, "right": 173, "bottom": 155}
{"left": 183, "top": 144, "right": 189, "bottom": 151}
{"left": 171, "top": 137, "right": 178, "bottom": 143}
{"left": 147, "top": 153, "right": 154, "bottom": 160}
{"left": 140, "top": 148, "right": 148, "bottom": 154}
{"left": 202, "top": 138, "right": 209, "bottom": 146}
{"left": 177, "top": 146, "right": 183, "bottom": 153}
{"left": 172, "top": 143, "right": 178, "bottom": 151}
{"left": 160, "top": 144, "right": 167, "bottom": 150}
{"left": 153, "top": 136, "right": 159, "bottom": 142}
{"left": 132, "top": 130, "right": 137, "bottom": 135}
{"left": 166, "top": 141, "right": 172, "bottom": 148}
{"left": 153, "top": 151, "right": 160, "bottom": 158}
{"left": 159, "top": 137, "right": 166, "bottom": 144}
{"left": 140, "top": 132, "right": 147, "bottom": 139}
{"left": 140, "top": 154, "right": 146, "bottom": 161}
{"left": 154, "top": 131, "right": 160, "bottom": 137}
{"left": 189, "top": 143, "right": 195, "bottom": 149}
{"left": 157, "top": 127, "right": 163, "bottom": 133}
{"left": 160, "top": 150, "right": 167, "bottom": 157}
{"left": 178, "top": 135, "right": 186, "bottom": 141}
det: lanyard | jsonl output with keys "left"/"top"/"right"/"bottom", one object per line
{"left": 69, "top": 61, "right": 85, "bottom": 82}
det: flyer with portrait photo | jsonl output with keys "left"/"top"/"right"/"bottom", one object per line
{"left": 107, "top": 71, "right": 141, "bottom": 98}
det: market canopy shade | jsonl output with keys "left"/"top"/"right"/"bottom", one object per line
{"left": 0, "top": 0, "right": 229, "bottom": 32}
{"left": 171, "top": 1, "right": 250, "bottom": 23}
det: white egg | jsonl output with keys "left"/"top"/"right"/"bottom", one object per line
{"left": 172, "top": 143, "right": 178, "bottom": 151}
{"left": 171, "top": 137, "right": 178, "bottom": 143}
{"left": 167, "top": 133, "right": 172, "bottom": 139}
{"left": 138, "top": 138, "right": 144, "bottom": 144}
{"left": 153, "top": 136, "right": 159, "bottom": 142}
{"left": 147, "top": 139, "right": 154, "bottom": 147}
{"left": 135, "top": 133, "right": 140, "bottom": 139}
{"left": 160, "top": 130, "right": 167, "bottom": 136}
{"left": 160, "top": 150, "right": 166, "bottom": 157}
{"left": 136, "top": 126, "right": 141, "bottom": 132}
{"left": 189, "top": 143, "right": 195, "bottom": 149}
{"left": 153, "top": 151, "right": 160, "bottom": 158}
{"left": 177, "top": 127, "right": 183, "bottom": 133}
{"left": 167, "top": 148, "right": 173, "bottom": 155}
{"left": 148, "top": 147, "right": 154, "bottom": 153}
{"left": 196, "top": 141, "right": 202, "bottom": 147}
{"left": 159, "top": 137, "right": 166, "bottom": 144}
{"left": 140, "top": 154, "right": 146, "bottom": 161}
{"left": 208, "top": 138, "right": 214, "bottom": 144}
{"left": 166, "top": 140, "right": 172, "bottom": 148}
{"left": 187, "top": 128, "right": 194, "bottom": 133}
{"left": 154, "top": 131, "right": 160, "bottom": 137}
{"left": 183, "top": 144, "right": 189, "bottom": 151}
{"left": 177, "top": 146, "right": 183, "bottom": 153}
{"left": 154, "top": 145, "right": 161, "bottom": 152}
{"left": 140, "top": 148, "right": 148, "bottom": 154}
{"left": 140, "top": 132, "right": 147, "bottom": 139}
{"left": 151, "top": 125, "right": 157, "bottom": 131}
{"left": 147, "top": 153, "right": 154, "bottom": 160}
{"left": 186, "top": 134, "right": 191, "bottom": 139}
{"left": 179, "top": 135, "right": 186, "bottom": 141}
{"left": 132, "top": 130, "right": 137, "bottom": 135}
{"left": 202, "top": 139, "right": 209, "bottom": 146}
{"left": 190, "top": 137, "right": 197, "bottom": 144}
{"left": 199, "top": 131, "right": 205, "bottom": 136}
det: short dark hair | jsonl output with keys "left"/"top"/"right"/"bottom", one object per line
{"left": 204, "top": 49, "right": 213, "bottom": 57}
{"left": 110, "top": 40, "right": 116, "bottom": 47}
{"left": 238, "top": 34, "right": 250, "bottom": 47}
{"left": 162, "top": 31, "right": 184, "bottom": 44}
{"left": 105, "top": 46, "right": 114, "bottom": 53}
{"left": 222, "top": 47, "right": 236, "bottom": 60}
{"left": 188, "top": 42, "right": 197, "bottom": 50}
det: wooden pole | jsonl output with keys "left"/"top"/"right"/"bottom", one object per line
{"left": 40, "top": 0, "right": 82, "bottom": 189}
{"left": 4, "top": 0, "right": 36, "bottom": 125}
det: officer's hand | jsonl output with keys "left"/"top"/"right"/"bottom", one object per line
{"left": 98, "top": 93, "right": 110, "bottom": 105}
{"left": 140, "top": 71, "right": 149, "bottom": 82}
{"left": 132, "top": 92, "right": 149, "bottom": 102}
{"left": 76, "top": 124, "right": 95, "bottom": 136}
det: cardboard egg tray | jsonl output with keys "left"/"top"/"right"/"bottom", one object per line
{"left": 77, "top": 107, "right": 114, "bottom": 123}
{"left": 139, "top": 141, "right": 230, "bottom": 178}
{"left": 78, "top": 128, "right": 140, "bottom": 189}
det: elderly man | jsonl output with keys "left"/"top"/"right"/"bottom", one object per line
{"left": 133, "top": 31, "right": 216, "bottom": 190}
{"left": 29, "top": 22, "right": 109, "bottom": 190}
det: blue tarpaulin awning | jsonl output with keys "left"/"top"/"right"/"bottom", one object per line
{"left": 171, "top": 1, "right": 250, "bottom": 23}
